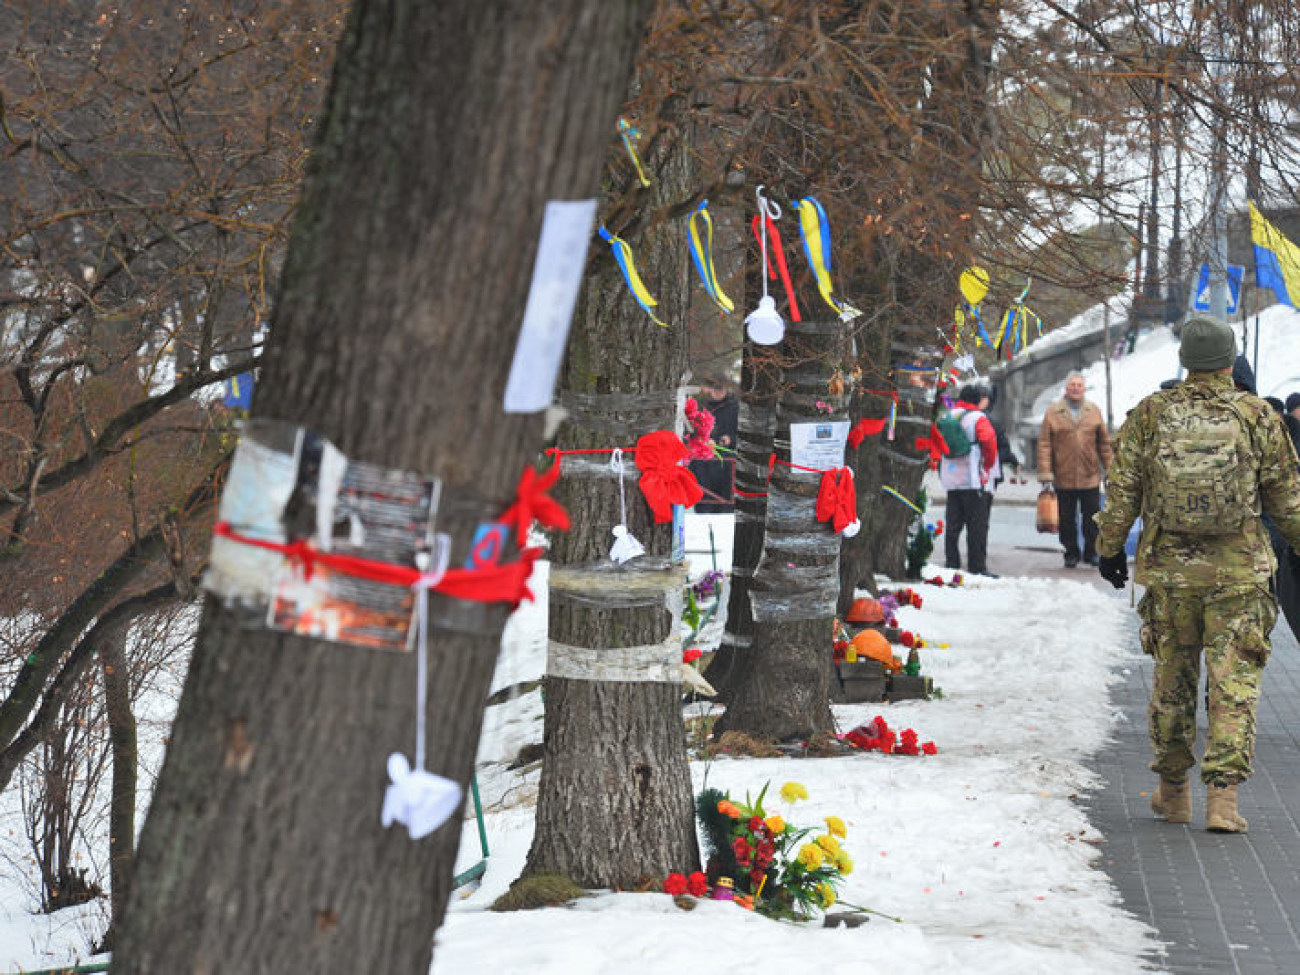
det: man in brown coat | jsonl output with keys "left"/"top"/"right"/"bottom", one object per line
{"left": 1038, "top": 372, "right": 1114, "bottom": 567}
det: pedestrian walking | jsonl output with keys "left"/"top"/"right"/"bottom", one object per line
{"left": 1037, "top": 372, "right": 1113, "bottom": 567}
{"left": 938, "top": 384, "right": 998, "bottom": 577}
{"left": 1094, "top": 314, "right": 1300, "bottom": 833}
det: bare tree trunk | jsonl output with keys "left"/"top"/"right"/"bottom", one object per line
{"left": 703, "top": 340, "right": 778, "bottom": 700}
{"left": 114, "top": 3, "right": 652, "bottom": 972}
{"left": 99, "top": 621, "right": 136, "bottom": 952}
{"left": 712, "top": 318, "right": 848, "bottom": 741}
{"left": 523, "top": 94, "right": 699, "bottom": 887}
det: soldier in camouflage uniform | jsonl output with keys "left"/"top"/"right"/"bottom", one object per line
{"left": 1094, "top": 314, "right": 1300, "bottom": 833}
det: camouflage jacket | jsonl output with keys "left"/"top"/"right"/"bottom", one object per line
{"left": 1095, "top": 372, "right": 1300, "bottom": 588}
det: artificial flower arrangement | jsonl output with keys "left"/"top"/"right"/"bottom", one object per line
{"left": 682, "top": 569, "right": 726, "bottom": 656}
{"left": 693, "top": 781, "right": 853, "bottom": 920}
{"left": 683, "top": 398, "right": 717, "bottom": 461}
{"left": 844, "top": 715, "right": 936, "bottom": 756}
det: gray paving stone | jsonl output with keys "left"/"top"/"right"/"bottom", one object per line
{"left": 1084, "top": 606, "right": 1300, "bottom": 975}
{"left": 987, "top": 519, "right": 1300, "bottom": 975}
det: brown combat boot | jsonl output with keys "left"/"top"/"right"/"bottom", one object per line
{"left": 1206, "top": 784, "right": 1248, "bottom": 833}
{"left": 1151, "top": 778, "right": 1191, "bottom": 824}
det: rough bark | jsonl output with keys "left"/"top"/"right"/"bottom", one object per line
{"left": 703, "top": 338, "right": 778, "bottom": 700}
{"left": 712, "top": 318, "right": 849, "bottom": 741}
{"left": 113, "top": 3, "right": 652, "bottom": 972}
{"left": 523, "top": 92, "right": 699, "bottom": 887}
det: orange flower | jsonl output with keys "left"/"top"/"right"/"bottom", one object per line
{"left": 717, "top": 799, "right": 742, "bottom": 818}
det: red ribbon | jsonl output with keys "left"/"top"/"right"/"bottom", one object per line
{"left": 751, "top": 213, "right": 802, "bottom": 323}
{"left": 634, "top": 429, "right": 704, "bottom": 523}
{"left": 847, "top": 417, "right": 888, "bottom": 449}
{"left": 815, "top": 467, "right": 858, "bottom": 533}
{"left": 500, "top": 461, "right": 570, "bottom": 547}
{"left": 213, "top": 523, "right": 543, "bottom": 608}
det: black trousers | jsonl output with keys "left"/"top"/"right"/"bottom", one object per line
{"left": 945, "top": 488, "right": 990, "bottom": 574}
{"left": 1057, "top": 487, "right": 1101, "bottom": 560}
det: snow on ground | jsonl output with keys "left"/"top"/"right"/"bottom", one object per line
{"left": 437, "top": 528, "right": 1161, "bottom": 975}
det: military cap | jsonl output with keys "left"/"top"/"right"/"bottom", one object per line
{"left": 1179, "top": 314, "right": 1236, "bottom": 372}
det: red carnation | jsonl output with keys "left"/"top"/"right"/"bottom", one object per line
{"left": 900, "top": 631, "right": 915, "bottom": 647}
{"left": 687, "top": 871, "right": 709, "bottom": 897}
{"left": 663, "top": 872, "right": 688, "bottom": 896}
{"left": 734, "top": 837, "right": 752, "bottom": 866}
{"left": 749, "top": 816, "right": 765, "bottom": 833}
{"left": 682, "top": 646, "right": 702, "bottom": 664}
{"left": 750, "top": 868, "right": 766, "bottom": 888}
{"left": 899, "top": 728, "right": 920, "bottom": 756}
{"left": 922, "top": 741, "right": 938, "bottom": 755}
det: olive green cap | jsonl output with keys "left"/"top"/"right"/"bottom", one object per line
{"left": 1179, "top": 314, "right": 1236, "bottom": 372}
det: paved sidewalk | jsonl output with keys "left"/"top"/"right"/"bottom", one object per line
{"left": 987, "top": 513, "right": 1300, "bottom": 975}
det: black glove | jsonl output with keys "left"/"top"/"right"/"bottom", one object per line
{"left": 1097, "top": 552, "right": 1128, "bottom": 590}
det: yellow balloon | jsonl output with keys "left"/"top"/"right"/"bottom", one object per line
{"left": 959, "top": 266, "right": 989, "bottom": 306}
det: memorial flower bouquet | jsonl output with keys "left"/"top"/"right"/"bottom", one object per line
{"left": 696, "top": 780, "right": 853, "bottom": 920}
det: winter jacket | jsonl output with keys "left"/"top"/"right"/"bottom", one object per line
{"left": 1037, "top": 397, "right": 1113, "bottom": 490}
{"left": 1095, "top": 372, "right": 1300, "bottom": 588}
{"left": 938, "top": 402, "right": 998, "bottom": 491}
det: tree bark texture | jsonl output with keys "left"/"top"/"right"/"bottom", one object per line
{"left": 703, "top": 340, "right": 778, "bottom": 701}
{"left": 99, "top": 621, "right": 137, "bottom": 950}
{"left": 713, "top": 318, "right": 848, "bottom": 742}
{"left": 114, "top": 3, "right": 652, "bottom": 973}
{"left": 524, "top": 101, "right": 700, "bottom": 888}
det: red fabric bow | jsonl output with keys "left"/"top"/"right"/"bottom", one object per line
{"left": 914, "top": 424, "right": 949, "bottom": 469}
{"left": 847, "top": 417, "right": 888, "bottom": 449}
{"left": 500, "top": 461, "right": 570, "bottom": 547}
{"left": 816, "top": 467, "right": 858, "bottom": 533}
{"left": 635, "top": 430, "right": 704, "bottom": 523}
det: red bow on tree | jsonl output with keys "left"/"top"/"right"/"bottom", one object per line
{"left": 816, "top": 467, "right": 858, "bottom": 534}
{"left": 914, "top": 424, "right": 949, "bottom": 469}
{"left": 847, "top": 417, "right": 888, "bottom": 449}
{"left": 635, "top": 430, "right": 704, "bottom": 523}
{"left": 500, "top": 461, "right": 570, "bottom": 547}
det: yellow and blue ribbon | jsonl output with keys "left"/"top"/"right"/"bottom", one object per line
{"left": 617, "top": 118, "right": 651, "bottom": 188}
{"left": 688, "top": 200, "right": 734, "bottom": 314}
{"left": 599, "top": 225, "right": 666, "bottom": 327}
{"left": 882, "top": 485, "right": 924, "bottom": 515}
{"left": 793, "top": 196, "right": 859, "bottom": 319}
{"left": 991, "top": 279, "right": 1042, "bottom": 359}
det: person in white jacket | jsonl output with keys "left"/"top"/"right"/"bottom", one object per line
{"left": 939, "top": 385, "right": 999, "bottom": 577}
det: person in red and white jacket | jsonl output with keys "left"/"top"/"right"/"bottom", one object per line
{"left": 938, "top": 384, "right": 999, "bottom": 576}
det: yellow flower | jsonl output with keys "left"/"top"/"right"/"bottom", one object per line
{"left": 764, "top": 815, "right": 786, "bottom": 834}
{"left": 780, "top": 781, "right": 809, "bottom": 803}
{"left": 824, "top": 816, "right": 847, "bottom": 838}
{"left": 834, "top": 853, "right": 853, "bottom": 875}
{"left": 798, "top": 843, "right": 825, "bottom": 870}
{"left": 817, "top": 882, "right": 837, "bottom": 908}
{"left": 816, "top": 834, "right": 842, "bottom": 855}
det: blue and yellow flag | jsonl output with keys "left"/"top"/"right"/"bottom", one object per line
{"left": 1250, "top": 201, "right": 1300, "bottom": 308}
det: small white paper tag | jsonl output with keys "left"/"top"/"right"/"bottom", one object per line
{"left": 504, "top": 199, "right": 598, "bottom": 413}
{"left": 790, "top": 420, "right": 850, "bottom": 470}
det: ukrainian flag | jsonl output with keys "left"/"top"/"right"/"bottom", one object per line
{"left": 1249, "top": 201, "right": 1300, "bottom": 308}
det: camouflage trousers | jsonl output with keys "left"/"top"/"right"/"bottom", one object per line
{"left": 1138, "top": 585, "right": 1278, "bottom": 787}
